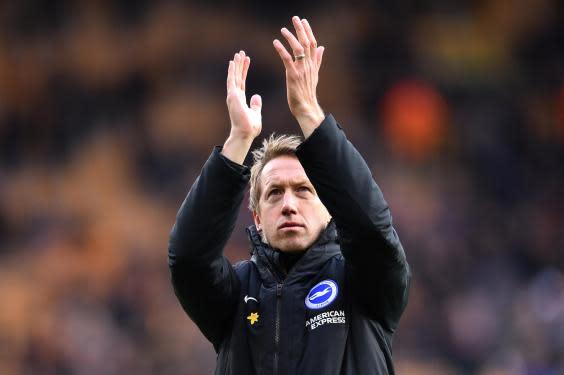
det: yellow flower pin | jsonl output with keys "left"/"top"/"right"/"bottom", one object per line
{"left": 247, "top": 312, "right": 259, "bottom": 325}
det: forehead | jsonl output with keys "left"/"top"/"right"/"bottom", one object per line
{"left": 260, "top": 155, "right": 309, "bottom": 187}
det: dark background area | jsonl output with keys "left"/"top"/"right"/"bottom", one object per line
{"left": 0, "top": 0, "right": 563, "bottom": 374}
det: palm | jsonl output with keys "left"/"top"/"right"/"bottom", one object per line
{"left": 226, "top": 51, "right": 262, "bottom": 139}
{"left": 227, "top": 88, "right": 262, "bottom": 138}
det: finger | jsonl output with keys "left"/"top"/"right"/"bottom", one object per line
{"left": 316, "top": 46, "right": 324, "bottom": 70}
{"left": 242, "top": 55, "right": 250, "bottom": 92}
{"left": 281, "top": 28, "right": 305, "bottom": 60}
{"left": 238, "top": 51, "right": 246, "bottom": 89}
{"left": 227, "top": 60, "right": 235, "bottom": 93}
{"left": 233, "top": 53, "right": 241, "bottom": 88}
{"left": 273, "top": 39, "right": 294, "bottom": 71}
{"left": 238, "top": 51, "right": 247, "bottom": 88}
{"left": 291, "top": 16, "right": 310, "bottom": 56}
{"left": 250, "top": 94, "right": 262, "bottom": 114}
{"left": 301, "top": 19, "right": 317, "bottom": 60}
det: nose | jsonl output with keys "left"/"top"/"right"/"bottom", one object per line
{"left": 281, "top": 191, "right": 297, "bottom": 215}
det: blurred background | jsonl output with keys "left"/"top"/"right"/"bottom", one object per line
{"left": 0, "top": 0, "right": 563, "bottom": 374}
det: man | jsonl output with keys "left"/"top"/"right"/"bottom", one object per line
{"left": 168, "top": 16, "right": 410, "bottom": 374}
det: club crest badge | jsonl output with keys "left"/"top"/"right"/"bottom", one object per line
{"left": 305, "top": 279, "right": 338, "bottom": 310}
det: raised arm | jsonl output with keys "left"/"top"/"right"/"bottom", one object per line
{"left": 168, "top": 51, "right": 262, "bottom": 348}
{"left": 273, "top": 17, "right": 410, "bottom": 331}
{"left": 296, "top": 117, "right": 410, "bottom": 331}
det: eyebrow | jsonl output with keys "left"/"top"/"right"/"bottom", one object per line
{"left": 264, "top": 178, "right": 311, "bottom": 188}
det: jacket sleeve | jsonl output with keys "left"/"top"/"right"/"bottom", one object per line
{"left": 168, "top": 146, "right": 249, "bottom": 348}
{"left": 296, "top": 115, "right": 410, "bottom": 332}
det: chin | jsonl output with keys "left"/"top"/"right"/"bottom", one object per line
{"left": 279, "top": 245, "right": 306, "bottom": 253}
{"left": 275, "top": 238, "right": 310, "bottom": 253}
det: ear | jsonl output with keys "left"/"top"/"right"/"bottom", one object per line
{"left": 252, "top": 210, "right": 262, "bottom": 231}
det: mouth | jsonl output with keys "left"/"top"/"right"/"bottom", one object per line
{"left": 278, "top": 222, "right": 305, "bottom": 230}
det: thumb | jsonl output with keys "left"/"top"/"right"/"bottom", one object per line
{"left": 250, "top": 94, "right": 262, "bottom": 113}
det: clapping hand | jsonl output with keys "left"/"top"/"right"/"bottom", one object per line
{"left": 222, "top": 51, "right": 262, "bottom": 164}
{"left": 273, "top": 16, "right": 325, "bottom": 138}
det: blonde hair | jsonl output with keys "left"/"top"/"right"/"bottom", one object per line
{"left": 249, "top": 134, "right": 302, "bottom": 212}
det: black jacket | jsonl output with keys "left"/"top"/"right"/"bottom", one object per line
{"left": 169, "top": 115, "right": 410, "bottom": 374}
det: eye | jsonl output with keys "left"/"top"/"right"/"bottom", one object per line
{"left": 296, "top": 186, "right": 312, "bottom": 194}
{"left": 267, "top": 188, "right": 282, "bottom": 197}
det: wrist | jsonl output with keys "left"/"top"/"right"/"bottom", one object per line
{"left": 294, "top": 105, "right": 325, "bottom": 138}
{"left": 228, "top": 129, "right": 255, "bottom": 143}
{"left": 221, "top": 134, "right": 254, "bottom": 165}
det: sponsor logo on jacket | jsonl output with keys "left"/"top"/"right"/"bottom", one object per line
{"left": 305, "top": 310, "right": 346, "bottom": 330}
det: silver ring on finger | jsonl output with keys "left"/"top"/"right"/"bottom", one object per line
{"left": 294, "top": 54, "right": 306, "bottom": 61}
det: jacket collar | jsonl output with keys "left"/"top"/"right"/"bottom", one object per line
{"left": 246, "top": 220, "right": 341, "bottom": 286}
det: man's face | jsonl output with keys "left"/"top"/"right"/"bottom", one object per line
{"left": 253, "top": 155, "right": 331, "bottom": 253}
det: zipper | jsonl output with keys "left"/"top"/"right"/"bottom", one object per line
{"left": 263, "top": 254, "right": 284, "bottom": 283}
{"left": 273, "top": 283, "right": 283, "bottom": 375}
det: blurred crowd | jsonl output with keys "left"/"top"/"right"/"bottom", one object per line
{"left": 0, "top": 0, "right": 563, "bottom": 374}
